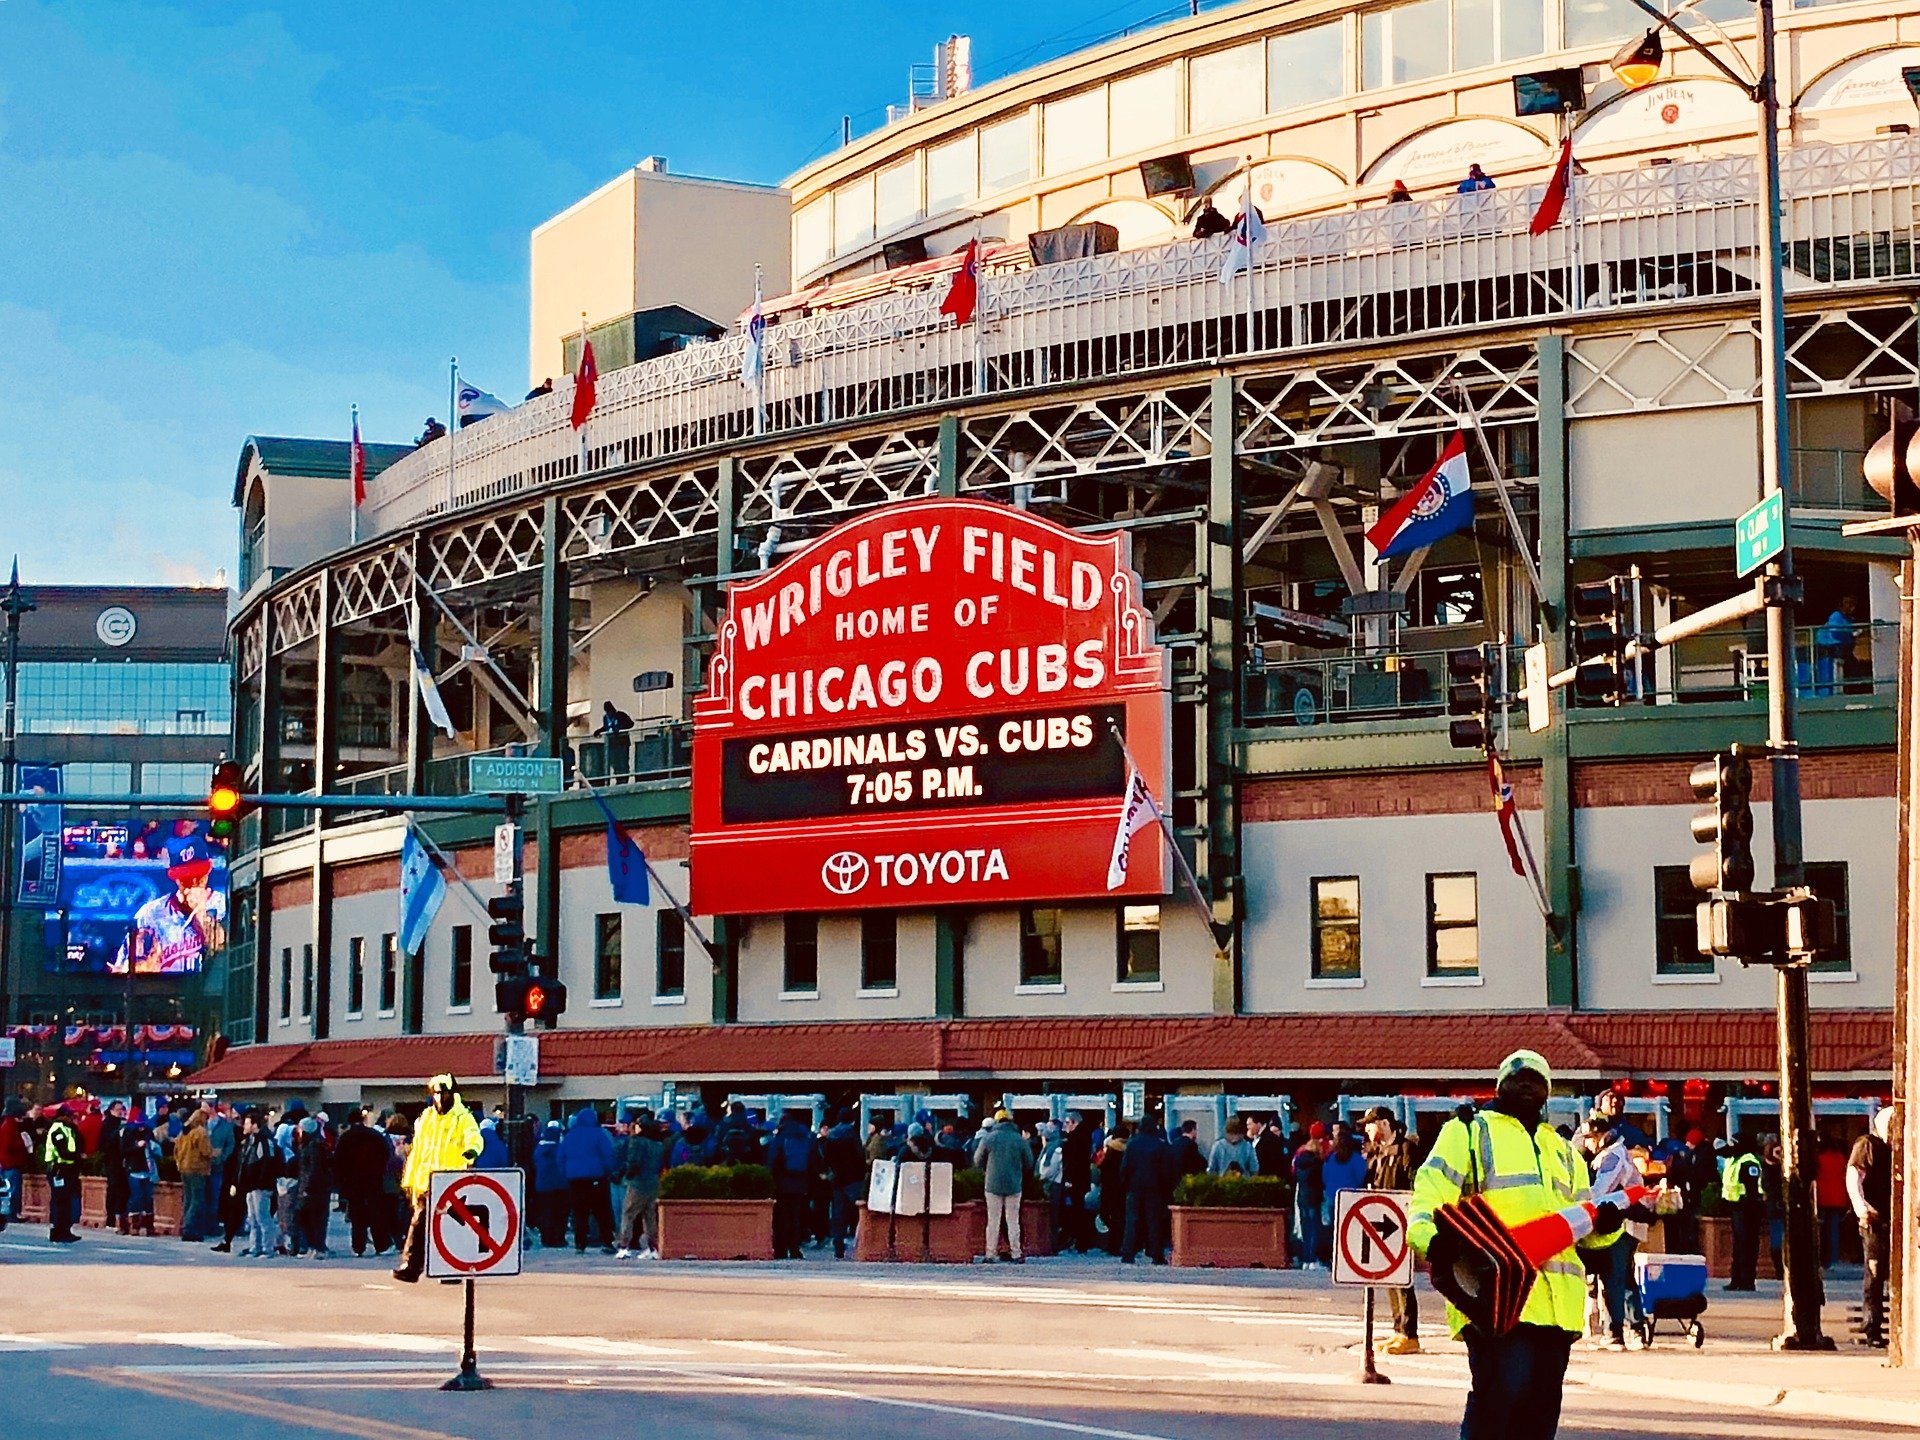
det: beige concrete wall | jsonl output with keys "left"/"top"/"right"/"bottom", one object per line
{"left": 582, "top": 580, "right": 694, "bottom": 731}
{"left": 633, "top": 171, "right": 790, "bottom": 326}
{"left": 529, "top": 171, "right": 637, "bottom": 389}
{"left": 264, "top": 472, "right": 353, "bottom": 576}
{"left": 1570, "top": 407, "right": 1762, "bottom": 533}
{"left": 560, "top": 858, "right": 714, "bottom": 1026}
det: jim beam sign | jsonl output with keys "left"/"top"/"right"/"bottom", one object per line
{"left": 692, "top": 499, "right": 1170, "bottom": 914}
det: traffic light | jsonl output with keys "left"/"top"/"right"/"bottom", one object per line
{"left": 487, "top": 892, "right": 526, "bottom": 976}
{"left": 206, "top": 761, "right": 247, "bottom": 844}
{"left": 1445, "top": 646, "right": 1496, "bottom": 751}
{"left": 1570, "top": 577, "right": 1630, "bottom": 705}
{"left": 1687, "top": 751, "right": 1755, "bottom": 893}
{"left": 1697, "top": 891, "right": 1837, "bottom": 964}
{"left": 495, "top": 973, "right": 568, "bottom": 1026}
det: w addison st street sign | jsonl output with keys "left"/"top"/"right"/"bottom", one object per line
{"left": 691, "top": 499, "right": 1170, "bottom": 914}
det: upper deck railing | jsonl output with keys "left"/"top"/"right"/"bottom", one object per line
{"left": 364, "top": 136, "right": 1918, "bottom": 535}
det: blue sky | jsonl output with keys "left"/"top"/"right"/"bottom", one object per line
{"left": 0, "top": 0, "right": 1186, "bottom": 586}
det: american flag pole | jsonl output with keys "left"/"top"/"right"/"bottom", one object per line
{"left": 751, "top": 264, "right": 766, "bottom": 437}
{"left": 1242, "top": 161, "right": 1256, "bottom": 350}
{"left": 446, "top": 357, "right": 457, "bottom": 509}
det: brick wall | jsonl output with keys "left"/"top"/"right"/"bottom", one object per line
{"left": 1242, "top": 764, "right": 1542, "bottom": 822}
{"left": 268, "top": 873, "right": 311, "bottom": 911}
{"left": 558, "top": 822, "right": 690, "bottom": 870}
{"left": 333, "top": 857, "right": 399, "bottom": 897}
{"left": 1573, "top": 749, "right": 1894, "bottom": 808}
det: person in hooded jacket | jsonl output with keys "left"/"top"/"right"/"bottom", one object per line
{"left": 1097, "top": 1124, "right": 1129, "bottom": 1255}
{"left": 294, "top": 1117, "right": 334, "bottom": 1257}
{"left": 561, "top": 1106, "right": 617, "bottom": 1254}
{"left": 393, "top": 1074, "right": 482, "bottom": 1282}
{"left": 475, "top": 1117, "right": 509, "bottom": 1170}
{"left": 0, "top": 1100, "right": 31, "bottom": 1225}
{"left": 770, "top": 1109, "right": 823, "bottom": 1260}
{"left": 820, "top": 1107, "right": 867, "bottom": 1260}
{"left": 100, "top": 1100, "right": 128, "bottom": 1234}
{"left": 333, "top": 1108, "right": 396, "bottom": 1256}
{"left": 121, "top": 1120, "right": 160, "bottom": 1238}
{"left": 235, "top": 1111, "right": 280, "bottom": 1257}
{"left": 174, "top": 1108, "right": 215, "bottom": 1242}
{"left": 532, "top": 1120, "right": 570, "bottom": 1247}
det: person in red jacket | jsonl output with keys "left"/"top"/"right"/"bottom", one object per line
{"left": 0, "top": 1100, "right": 32, "bottom": 1224}
{"left": 76, "top": 1099, "right": 105, "bottom": 1156}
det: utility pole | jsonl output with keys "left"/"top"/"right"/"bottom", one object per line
{"left": 0, "top": 563, "right": 36, "bottom": 1031}
{"left": 1750, "top": 0, "right": 1828, "bottom": 1353}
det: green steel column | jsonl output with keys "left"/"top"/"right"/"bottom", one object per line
{"left": 254, "top": 607, "right": 280, "bottom": 1042}
{"left": 934, "top": 911, "right": 963, "bottom": 1018}
{"left": 310, "top": 573, "right": 338, "bottom": 1039}
{"left": 535, "top": 497, "right": 570, "bottom": 985}
{"left": 1537, "top": 334, "right": 1578, "bottom": 1009}
{"left": 936, "top": 415, "right": 960, "bottom": 498}
{"left": 715, "top": 458, "right": 737, "bottom": 586}
{"left": 711, "top": 915, "right": 738, "bottom": 1024}
{"left": 1205, "top": 375, "right": 1241, "bottom": 1013}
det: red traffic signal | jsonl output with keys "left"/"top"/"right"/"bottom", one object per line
{"left": 524, "top": 982, "right": 549, "bottom": 1018}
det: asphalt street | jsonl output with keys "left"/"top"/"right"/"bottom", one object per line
{"left": 0, "top": 1229, "right": 1903, "bottom": 1440}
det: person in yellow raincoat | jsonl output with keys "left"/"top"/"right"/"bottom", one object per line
{"left": 1410, "top": 1049, "right": 1629, "bottom": 1440}
{"left": 392, "top": 1072, "right": 482, "bottom": 1282}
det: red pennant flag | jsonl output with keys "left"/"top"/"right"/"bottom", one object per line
{"left": 1487, "top": 753, "right": 1527, "bottom": 878}
{"left": 350, "top": 410, "right": 366, "bottom": 507}
{"left": 1528, "top": 138, "right": 1574, "bottom": 237}
{"left": 938, "top": 239, "right": 980, "bottom": 327}
{"left": 570, "top": 338, "right": 598, "bottom": 430}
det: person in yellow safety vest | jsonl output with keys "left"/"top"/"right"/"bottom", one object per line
{"left": 42, "top": 1106, "right": 83, "bottom": 1244}
{"left": 392, "top": 1072, "right": 482, "bottom": 1283}
{"left": 1410, "top": 1049, "right": 1633, "bottom": 1440}
{"left": 1720, "top": 1143, "right": 1765, "bottom": 1292}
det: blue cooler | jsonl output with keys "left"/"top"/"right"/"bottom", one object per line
{"left": 1635, "top": 1251, "right": 1708, "bottom": 1347}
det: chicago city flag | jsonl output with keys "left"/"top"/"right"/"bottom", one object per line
{"left": 1365, "top": 431, "right": 1474, "bottom": 559}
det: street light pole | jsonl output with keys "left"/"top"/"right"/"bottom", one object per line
{"left": 0, "top": 563, "right": 35, "bottom": 1032}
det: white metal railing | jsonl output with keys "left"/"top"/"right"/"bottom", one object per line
{"left": 363, "top": 135, "right": 1919, "bottom": 534}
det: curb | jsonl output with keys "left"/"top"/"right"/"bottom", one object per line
{"left": 1575, "top": 1368, "right": 1920, "bottom": 1428}
{"left": 1775, "top": 1387, "right": 1920, "bottom": 1429}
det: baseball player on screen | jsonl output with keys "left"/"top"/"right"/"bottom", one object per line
{"left": 124, "top": 835, "right": 227, "bottom": 974}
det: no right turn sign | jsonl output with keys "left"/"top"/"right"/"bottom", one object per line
{"left": 1332, "top": 1189, "right": 1414, "bottom": 1287}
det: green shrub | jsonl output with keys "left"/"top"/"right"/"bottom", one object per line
{"left": 658, "top": 1164, "right": 774, "bottom": 1201}
{"left": 951, "top": 1166, "right": 986, "bottom": 1204}
{"left": 1172, "top": 1173, "right": 1287, "bottom": 1209}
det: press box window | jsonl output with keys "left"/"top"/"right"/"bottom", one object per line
{"left": 784, "top": 913, "right": 819, "bottom": 994}
{"left": 594, "top": 912, "right": 623, "bottom": 1001}
{"left": 1117, "top": 905, "right": 1161, "bottom": 984}
{"left": 656, "top": 910, "right": 686, "bottom": 999}
{"left": 450, "top": 925, "right": 472, "bottom": 1008}
{"left": 1311, "top": 877, "right": 1361, "bottom": 979}
{"left": 1426, "top": 873, "right": 1479, "bottom": 976}
{"left": 278, "top": 947, "right": 292, "bottom": 1022}
{"left": 861, "top": 913, "right": 898, "bottom": 991}
{"left": 1019, "top": 907, "right": 1064, "bottom": 986}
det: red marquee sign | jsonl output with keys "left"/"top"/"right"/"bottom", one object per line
{"left": 691, "top": 498, "right": 1170, "bottom": 915}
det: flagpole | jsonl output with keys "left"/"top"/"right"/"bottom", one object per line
{"left": 1105, "top": 721, "right": 1217, "bottom": 942}
{"left": 970, "top": 227, "right": 986, "bottom": 399}
{"left": 579, "top": 311, "right": 591, "bottom": 477}
{"left": 1242, "top": 160, "right": 1256, "bottom": 352}
{"left": 446, "top": 356, "right": 457, "bottom": 511}
{"left": 751, "top": 264, "right": 766, "bottom": 438}
{"left": 349, "top": 403, "right": 361, "bottom": 547}
{"left": 577, "top": 773, "right": 726, "bottom": 973}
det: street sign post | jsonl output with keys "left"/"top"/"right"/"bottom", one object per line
{"left": 426, "top": 1167, "right": 524, "bottom": 1393}
{"left": 492, "top": 822, "right": 519, "bottom": 884}
{"left": 467, "top": 756, "right": 564, "bottom": 796}
{"left": 1332, "top": 1188, "right": 1414, "bottom": 1386}
{"left": 1736, "top": 492, "right": 1786, "bottom": 579}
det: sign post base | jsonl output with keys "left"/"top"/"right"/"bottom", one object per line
{"left": 1355, "top": 1286, "right": 1393, "bottom": 1386}
{"left": 440, "top": 1278, "right": 493, "bottom": 1392}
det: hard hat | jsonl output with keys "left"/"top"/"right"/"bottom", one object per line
{"left": 1497, "top": 1049, "right": 1553, "bottom": 1087}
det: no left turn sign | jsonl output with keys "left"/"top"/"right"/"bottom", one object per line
{"left": 1331, "top": 1189, "right": 1413, "bottom": 1288}
{"left": 427, "top": 1168, "right": 524, "bottom": 1280}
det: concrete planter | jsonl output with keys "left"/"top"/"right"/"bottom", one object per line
{"left": 853, "top": 1198, "right": 1053, "bottom": 1263}
{"left": 655, "top": 1198, "right": 775, "bottom": 1261}
{"left": 1699, "top": 1215, "right": 1732, "bottom": 1278}
{"left": 1170, "top": 1205, "right": 1291, "bottom": 1268}
{"left": 80, "top": 1175, "right": 107, "bottom": 1227}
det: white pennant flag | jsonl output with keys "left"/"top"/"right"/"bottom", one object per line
{"left": 411, "top": 644, "right": 457, "bottom": 741}
{"left": 1106, "top": 764, "right": 1161, "bottom": 890}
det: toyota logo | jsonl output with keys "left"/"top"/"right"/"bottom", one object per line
{"left": 821, "top": 851, "right": 871, "bottom": 895}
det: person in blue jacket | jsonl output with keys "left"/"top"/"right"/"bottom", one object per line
{"left": 475, "top": 1117, "right": 509, "bottom": 1170}
{"left": 560, "top": 1107, "right": 617, "bottom": 1254}
{"left": 531, "top": 1121, "right": 569, "bottom": 1247}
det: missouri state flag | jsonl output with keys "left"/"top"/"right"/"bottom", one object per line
{"left": 1365, "top": 431, "right": 1473, "bottom": 559}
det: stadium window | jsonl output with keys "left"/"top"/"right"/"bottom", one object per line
{"left": 1653, "top": 866, "right": 1714, "bottom": 976}
{"left": 656, "top": 910, "right": 686, "bottom": 999}
{"left": 379, "top": 933, "right": 397, "bottom": 1015}
{"left": 1190, "top": 42, "right": 1265, "bottom": 133}
{"left": 1267, "top": 21, "right": 1346, "bottom": 111}
{"left": 346, "top": 937, "right": 365, "bottom": 1017}
{"left": 1108, "top": 66, "right": 1176, "bottom": 156}
{"left": 1804, "top": 862, "right": 1852, "bottom": 975}
{"left": 1311, "top": 877, "right": 1362, "bottom": 979}
{"left": 1117, "top": 905, "right": 1162, "bottom": 985}
{"left": 861, "top": 912, "right": 898, "bottom": 992}
{"left": 793, "top": 196, "right": 831, "bottom": 275}
{"left": 1362, "top": 0, "right": 1449, "bottom": 89}
{"left": 1452, "top": 0, "right": 1545, "bottom": 69}
{"left": 140, "top": 761, "right": 213, "bottom": 794}
{"left": 1019, "top": 907, "right": 1064, "bottom": 986}
{"left": 874, "top": 157, "right": 920, "bottom": 237}
{"left": 832, "top": 172, "right": 875, "bottom": 255}
{"left": 979, "top": 114, "right": 1032, "bottom": 194}
{"left": 278, "top": 947, "right": 292, "bottom": 1023}
{"left": 450, "top": 925, "right": 472, "bottom": 1008}
{"left": 594, "top": 912, "right": 623, "bottom": 1001}
{"left": 784, "top": 913, "right": 819, "bottom": 994}
{"left": 1042, "top": 86, "right": 1107, "bottom": 176}
{"left": 301, "top": 943, "right": 314, "bottom": 1019}
{"left": 926, "top": 134, "right": 977, "bottom": 215}
{"left": 1427, "top": 873, "right": 1480, "bottom": 976}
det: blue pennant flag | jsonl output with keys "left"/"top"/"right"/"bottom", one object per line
{"left": 589, "top": 789, "right": 650, "bottom": 905}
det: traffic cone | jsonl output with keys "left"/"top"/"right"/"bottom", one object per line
{"left": 1429, "top": 1186, "right": 1653, "bottom": 1335}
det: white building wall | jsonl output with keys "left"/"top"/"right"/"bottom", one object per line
{"left": 1240, "top": 812, "right": 1550, "bottom": 1014}
{"left": 559, "top": 857, "right": 712, "bottom": 1026}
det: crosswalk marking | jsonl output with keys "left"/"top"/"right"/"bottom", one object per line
{"left": 133, "top": 1332, "right": 284, "bottom": 1350}
{"left": 0, "top": 1335, "right": 82, "bottom": 1351}
{"left": 515, "top": 1336, "right": 695, "bottom": 1357}
{"left": 317, "top": 1333, "right": 450, "bottom": 1354}
{"left": 709, "top": 1340, "right": 845, "bottom": 1358}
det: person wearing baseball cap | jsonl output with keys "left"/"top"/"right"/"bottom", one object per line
{"left": 125, "top": 834, "right": 226, "bottom": 973}
{"left": 1408, "top": 1048, "right": 1628, "bottom": 1439}
{"left": 1362, "top": 1105, "right": 1421, "bottom": 1354}
{"left": 392, "top": 1073, "right": 481, "bottom": 1283}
